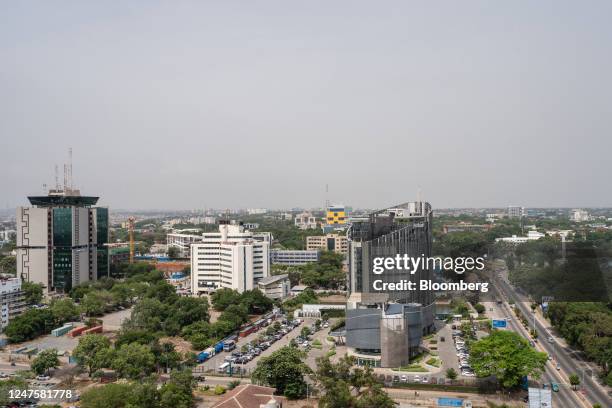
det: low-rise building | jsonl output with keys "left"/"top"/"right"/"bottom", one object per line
{"left": 270, "top": 249, "right": 319, "bottom": 265}
{"left": 210, "top": 384, "right": 286, "bottom": 408}
{"left": 306, "top": 233, "right": 348, "bottom": 255}
{"left": 495, "top": 230, "right": 545, "bottom": 244}
{"left": 442, "top": 223, "right": 492, "bottom": 234}
{"left": 0, "top": 278, "right": 27, "bottom": 332}
{"left": 257, "top": 274, "right": 290, "bottom": 300}
{"left": 294, "top": 211, "right": 317, "bottom": 229}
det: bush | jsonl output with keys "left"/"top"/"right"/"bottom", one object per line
{"left": 214, "top": 385, "right": 226, "bottom": 395}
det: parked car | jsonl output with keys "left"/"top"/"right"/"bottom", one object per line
{"left": 400, "top": 375, "right": 408, "bottom": 382}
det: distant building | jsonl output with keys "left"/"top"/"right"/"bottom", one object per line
{"left": 270, "top": 249, "right": 319, "bottom": 265}
{"left": 0, "top": 277, "right": 27, "bottom": 332}
{"left": 495, "top": 230, "right": 545, "bottom": 244}
{"left": 306, "top": 234, "right": 348, "bottom": 255}
{"left": 243, "top": 223, "right": 260, "bottom": 230}
{"left": 0, "top": 230, "right": 15, "bottom": 244}
{"left": 247, "top": 208, "right": 268, "bottom": 215}
{"left": 507, "top": 206, "right": 525, "bottom": 219}
{"left": 167, "top": 233, "right": 203, "bottom": 258}
{"left": 442, "top": 223, "right": 492, "bottom": 234}
{"left": 326, "top": 204, "right": 347, "bottom": 226}
{"left": 294, "top": 211, "right": 317, "bottom": 229}
{"left": 16, "top": 188, "right": 109, "bottom": 294}
{"left": 570, "top": 209, "right": 590, "bottom": 222}
{"left": 257, "top": 274, "right": 291, "bottom": 300}
{"left": 190, "top": 221, "right": 270, "bottom": 295}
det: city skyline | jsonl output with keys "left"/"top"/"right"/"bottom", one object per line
{"left": 2, "top": 1, "right": 612, "bottom": 209}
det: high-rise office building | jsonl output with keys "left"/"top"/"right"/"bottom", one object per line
{"left": 16, "top": 188, "right": 109, "bottom": 294}
{"left": 507, "top": 205, "right": 524, "bottom": 219}
{"left": 190, "top": 221, "right": 269, "bottom": 295}
{"left": 345, "top": 201, "right": 435, "bottom": 367}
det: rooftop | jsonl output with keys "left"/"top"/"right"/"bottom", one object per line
{"left": 257, "top": 274, "right": 289, "bottom": 285}
{"left": 210, "top": 384, "right": 285, "bottom": 408}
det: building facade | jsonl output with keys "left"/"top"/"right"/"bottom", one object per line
{"left": 294, "top": 212, "right": 318, "bottom": 229}
{"left": 257, "top": 274, "right": 291, "bottom": 300}
{"left": 326, "top": 204, "right": 347, "bottom": 226}
{"left": 0, "top": 277, "right": 27, "bottom": 332}
{"left": 16, "top": 189, "right": 109, "bottom": 294}
{"left": 190, "top": 221, "right": 269, "bottom": 294}
{"left": 345, "top": 201, "right": 435, "bottom": 368}
{"left": 306, "top": 233, "right": 348, "bottom": 255}
{"left": 270, "top": 249, "right": 320, "bottom": 265}
{"left": 167, "top": 233, "right": 203, "bottom": 258}
{"left": 507, "top": 205, "right": 525, "bottom": 219}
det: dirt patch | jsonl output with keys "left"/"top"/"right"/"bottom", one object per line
{"left": 159, "top": 336, "right": 195, "bottom": 354}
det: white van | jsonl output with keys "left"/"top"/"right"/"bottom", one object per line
{"left": 218, "top": 362, "right": 230, "bottom": 373}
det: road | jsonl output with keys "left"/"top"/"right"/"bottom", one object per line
{"left": 485, "top": 280, "right": 584, "bottom": 407}
{"left": 492, "top": 264, "right": 610, "bottom": 407}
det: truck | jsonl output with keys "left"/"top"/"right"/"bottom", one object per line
{"left": 214, "top": 341, "right": 224, "bottom": 354}
{"left": 223, "top": 340, "right": 236, "bottom": 352}
{"left": 197, "top": 347, "right": 216, "bottom": 363}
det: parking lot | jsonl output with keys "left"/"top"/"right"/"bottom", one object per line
{"left": 196, "top": 316, "right": 314, "bottom": 375}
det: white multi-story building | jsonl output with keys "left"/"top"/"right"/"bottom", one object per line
{"left": 247, "top": 208, "right": 268, "bottom": 215}
{"left": 190, "top": 221, "right": 269, "bottom": 294}
{"left": 0, "top": 278, "right": 27, "bottom": 332}
{"left": 570, "top": 209, "right": 590, "bottom": 222}
{"left": 167, "top": 233, "right": 203, "bottom": 258}
{"left": 495, "top": 230, "right": 545, "bottom": 244}
{"left": 294, "top": 212, "right": 318, "bottom": 230}
{"left": 507, "top": 206, "right": 525, "bottom": 219}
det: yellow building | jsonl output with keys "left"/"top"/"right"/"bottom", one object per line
{"left": 326, "top": 204, "right": 346, "bottom": 225}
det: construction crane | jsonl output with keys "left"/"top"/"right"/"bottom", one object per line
{"left": 128, "top": 217, "right": 135, "bottom": 264}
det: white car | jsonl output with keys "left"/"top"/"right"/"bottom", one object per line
{"left": 462, "top": 371, "right": 476, "bottom": 377}
{"left": 400, "top": 375, "right": 408, "bottom": 382}
{"left": 413, "top": 375, "right": 421, "bottom": 382}
{"left": 422, "top": 377, "right": 429, "bottom": 383}
{"left": 36, "top": 375, "right": 50, "bottom": 381}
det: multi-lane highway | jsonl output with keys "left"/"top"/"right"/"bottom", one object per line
{"left": 491, "top": 265, "right": 610, "bottom": 407}
{"left": 486, "top": 283, "right": 585, "bottom": 407}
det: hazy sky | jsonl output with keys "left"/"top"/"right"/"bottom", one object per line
{"left": 1, "top": 1, "right": 611, "bottom": 210}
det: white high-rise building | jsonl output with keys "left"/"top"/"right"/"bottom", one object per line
{"left": 570, "top": 209, "right": 590, "bottom": 222}
{"left": 190, "top": 221, "right": 269, "bottom": 294}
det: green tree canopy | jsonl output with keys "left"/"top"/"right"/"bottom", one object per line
{"left": 251, "top": 346, "right": 310, "bottom": 399}
{"left": 469, "top": 330, "right": 548, "bottom": 388}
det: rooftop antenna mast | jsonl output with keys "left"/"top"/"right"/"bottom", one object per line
{"left": 54, "top": 165, "right": 60, "bottom": 191}
{"left": 325, "top": 183, "right": 329, "bottom": 209}
{"left": 69, "top": 147, "right": 73, "bottom": 190}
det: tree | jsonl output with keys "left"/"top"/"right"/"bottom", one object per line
{"left": 81, "top": 291, "right": 112, "bottom": 316}
{"left": 111, "top": 342, "right": 156, "bottom": 380}
{"left": 445, "top": 368, "right": 458, "bottom": 380}
{"left": 569, "top": 373, "right": 581, "bottom": 390}
{"left": 4, "top": 308, "right": 55, "bottom": 343}
{"left": 301, "top": 326, "right": 312, "bottom": 338}
{"left": 159, "top": 369, "right": 195, "bottom": 408}
{"left": 22, "top": 281, "right": 44, "bottom": 305}
{"left": 167, "top": 246, "right": 180, "bottom": 259}
{"left": 50, "top": 298, "right": 80, "bottom": 323}
{"left": 211, "top": 288, "right": 242, "bottom": 311}
{"left": 73, "top": 334, "right": 113, "bottom": 375}
{"left": 0, "top": 255, "right": 16, "bottom": 275}
{"left": 470, "top": 330, "right": 548, "bottom": 388}
{"left": 474, "top": 303, "right": 485, "bottom": 314}
{"left": 251, "top": 346, "right": 310, "bottom": 399}
{"left": 80, "top": 383, "right": 132, "bottom": 408}
{"left": 314, "top": 355, "right": 396, "bottom": 408}
{"left": 31, "top": 349, "right": 59, "bottom": 375}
